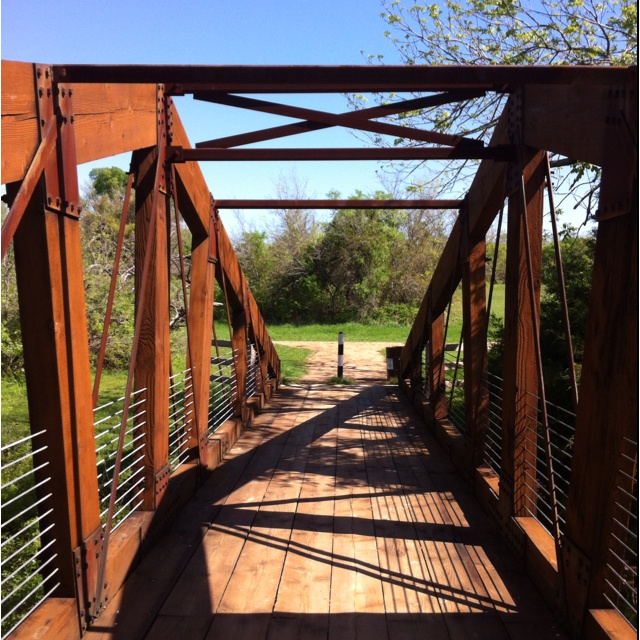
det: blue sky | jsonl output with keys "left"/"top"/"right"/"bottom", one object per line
{"left": 2, "top": 0, "right": 408, "bottom": 234}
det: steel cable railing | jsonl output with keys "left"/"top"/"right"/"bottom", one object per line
{"left": 168, "top": 369, "right": 195, "bottom": 470}
{"left": 443, "top": 344, "right": 466, "bottom": 434}
{"left": 483, "top": 371, "right": 504, "bottom": 477}
{"left": 208, "top": 348, "right": 239, "bottom": 436}
{"left": 1, "top": 430, "right": 60, "bottom": 639}
{"left": 93, "top": 389, "right": 147, "bottom": 530}
{"left": 603, "top": 436, "right": 638, "bottom": 630}
{"left": 245, "top": 341, "right": 259, "bottom": 399}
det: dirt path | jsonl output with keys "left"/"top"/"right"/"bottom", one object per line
{"left": 275, "top": 340, "right": 403, "bottom": 385}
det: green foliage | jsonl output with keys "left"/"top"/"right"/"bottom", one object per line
{"left": 89, "top": 166, "right": 129, "bottom": 198}
{"left": 539, "top": 230, "right": 596, "bottom": 406}
{"left": 235, "top": 190, "right": 449, "bottom": 325}
{"left": 270, "top": 322, "right": 412, "bottom": 343}
{"left": 359, "top": 0, "right": 637, "bottom": 215}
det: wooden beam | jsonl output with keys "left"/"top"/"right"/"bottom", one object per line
{"left": 10, "top": 164, "right": 101, "bottom": 602}
{"left": 2, "top": 60, "right": 156, "bottom": 184}
{"left": 214, "top": 199, "right": 463, "bottom": 210}
{"left": 188, "top": 208, "right": 216, "bottom": 465}
{"left": 52, "top": 63, "right": 633, "bottom": 90}
{"left": 132, "top": 145, "right": 171, "bottom": 511}
{"left": 562, "top": 170, "right": 638, "bottom": 632}
{"left": 195, "top": 92, "right": 482, "bottom": 148}
{"left": 524, "top": 84, "right": 615, "bottom": 166}
{"left": 462, "top": 227, "right": 489, "bottom": 476}
{"left": 499, "top": 149, "right": 546, "bottom": 523}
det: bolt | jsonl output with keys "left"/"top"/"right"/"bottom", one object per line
{"left": 70, "top": 115, "right": 75, "bottom": 123}
{"left": 61, "top": 88, "right": 66, "bottom": 98}
{"left": 45, "top": 68, "right": 50, "bottom": 78}
{"left": 38, "top": 88, "right": 43, "bottom": 98}
{"left": 41, "top": 119, "right": 46, "bottom": 127}
{"left": 37, "top": 69, "right": 42, "bottom": 78}
{"left": 48, "top": 196, "right": 52, "bottom": 205}
{"left": 56, "top": 197, "right": 61, "bottom": 207}
{"left": 68, "top": 88, "right": 73, "bottom": 96}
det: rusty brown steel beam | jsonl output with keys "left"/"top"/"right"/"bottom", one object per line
{"left": 171, "top": 145, "right": 515, "bottom": 162}
{"left": 52, "top": 64, "right": 634, "bottom": 90}
{"left": 194, "top": 93, "right": 482, "bottom": 148}
{"left": 214, "top": 199, "right": 463, "bottom": 209}
{"left": 200, "top": 91, "right": 486, "bottom": 149}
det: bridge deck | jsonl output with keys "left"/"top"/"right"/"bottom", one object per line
{"left": 87, "top": 382, "right": 566, "bottom": 640}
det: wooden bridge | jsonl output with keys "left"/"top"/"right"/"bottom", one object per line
{"left": 1, "top": 62, "right": 637, "bottom": 640}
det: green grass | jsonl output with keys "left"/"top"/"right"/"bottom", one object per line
{"left": 327, "top": 376, "right": 356, "bottom": 385}
{"left": 269, "top": 322, "right": 411, "bottom": 343}
{"left": 277, "top": 344, "right": 313, "bottom": 385}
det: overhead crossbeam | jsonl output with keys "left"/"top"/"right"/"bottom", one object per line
{"left": 169, "top": 145, "right": 515, "bottom": 162}
{"left": 214, "top": 199, "right": 464, "bottom": 210}
{"left": 195, "top": 93, "right": 482, "bottom": 148}
{"left": 197, "top": 91, "right": 486, "bottom": 149}
{"left": 52, "top": 64, "right": 631, "bottom": 91}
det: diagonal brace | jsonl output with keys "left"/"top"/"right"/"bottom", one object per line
{"left": 194, "top": 92, "right": 483, "bottom": 148}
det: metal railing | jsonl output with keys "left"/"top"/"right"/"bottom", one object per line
{"left": 1, "top": 430, "right": 60, "bottom": 639}
{"left": 168, "top": 370, "right": 195, "bottom": 471}
{"left": 443, "top": 343, "right": 465, "bottom": 434}
{"left": 94, "top": 389, "right": 147, "bottom": 529}
{"left": 208, "top": 348, "right": 238, "bottom": 436}
{"left": 483, "top": 370, "right": 504, "bottom": 477}
{"left": 245, "top": 341, "right": 259, "bottom": 399}
{"left": 603, "top": 436, "right": 638, "bottom": 630}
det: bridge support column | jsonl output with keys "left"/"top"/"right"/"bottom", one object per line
{"left": 562, "top": 92, "right": 638, "bottom": 636}
{"left": 132, "top": 143, "right": 171, "bottom": 511}
{"left": 186, "top": 202, "right": 217, "bottom": 464}
{"left": 499, "top": 148, "right": 545, "bottom": 524}
{"left": 429, "top": 309, "right": 448, "bottom": 422}
{"left": 462, "top": 216, "right": 489, "bottom": 479}
{"left": 9, "top": 65, "right": 101, "bottom": 629}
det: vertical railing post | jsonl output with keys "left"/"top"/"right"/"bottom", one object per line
{"left": 9, "top": 65, "right": 102, "bottom": 632}
{"left": 462, "top": 217, "right": 489, "bottom": 480}
{"left": 131, "top": 110, "right": 171, "bottom": 511}
{"left": 499, "top": 145, "right": 545, "bottom": 524}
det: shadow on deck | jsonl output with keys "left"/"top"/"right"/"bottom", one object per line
{"left": 86, "top": 384, "right": 567, "bottom": 640}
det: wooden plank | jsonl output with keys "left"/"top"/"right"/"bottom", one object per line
{"left": 205, "top": 391, "right": 315, "bottom": 639}
{"left": 584, "top": 609, "right": 638, "bottom": 640}
{"left": 132, "top": 146, "right": 171, "bottom": 510}
{"left": 328, "top": 390, "right": 387, "bottom": 640}
{"left": 267, "top": 389, "right": 335, "bottom": 640}
{"left": 1, "top": 60, "right": 156, "bottom": 184}
{"left": 6, "top": 598, "right": 80, "bottom": 640}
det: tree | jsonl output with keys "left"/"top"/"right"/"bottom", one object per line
{"left": 353, "top": 0, "right": 637, "bottom": 219}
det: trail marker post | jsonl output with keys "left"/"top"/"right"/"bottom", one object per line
{"left": 337, "top": 332, "right": 344, "bottom": 378}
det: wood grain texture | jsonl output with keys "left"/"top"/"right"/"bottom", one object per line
{"left": 2, "top": 60, "right": 156, "bottom": 184}
{"left": 132, "top": 146, "right": 170, "bottom": 510}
